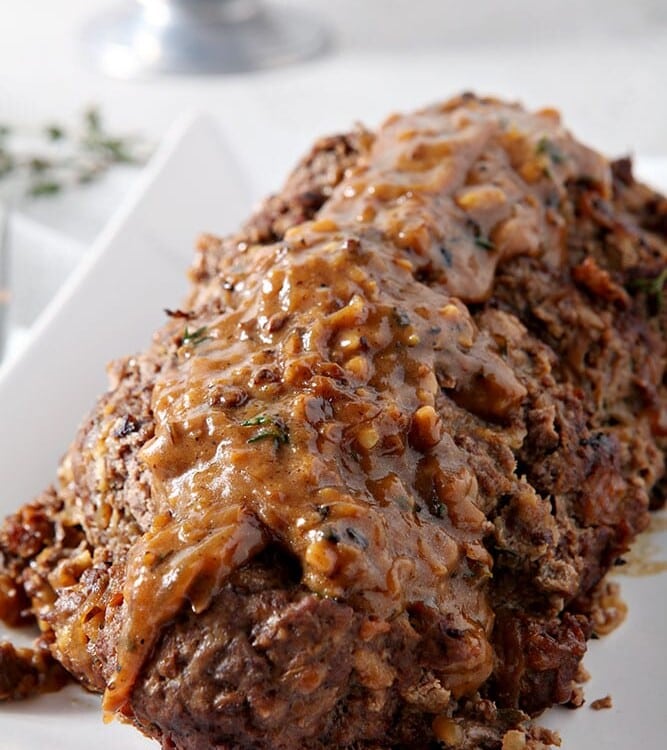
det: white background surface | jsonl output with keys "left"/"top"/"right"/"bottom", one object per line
{"left": 0, "top": 2, "right": 666, "bottom": 748}
{"left": 0, "top": 0, "right": 666, "bottom": 185}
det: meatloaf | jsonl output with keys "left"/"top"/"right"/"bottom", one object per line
{"left": 1, "top": 94, "right": 666, "bottom": 750}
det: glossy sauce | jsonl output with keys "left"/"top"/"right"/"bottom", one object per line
{"left": 103, "top": 97, "right": 612, "bottom": 713}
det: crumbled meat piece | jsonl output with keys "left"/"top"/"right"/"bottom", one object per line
{"left": 0, "top": 641, "right": 70, "bottom": 700}
{"left": 590, "top": 695, "right": 613, "bottom": 710}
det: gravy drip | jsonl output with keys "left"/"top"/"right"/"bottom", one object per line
{"left": 103, "top": 96, "right": 612, "bottom": 713}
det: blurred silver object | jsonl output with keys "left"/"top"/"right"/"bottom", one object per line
{"left": 83, "top": 0, "right": 328, "bottom": 77}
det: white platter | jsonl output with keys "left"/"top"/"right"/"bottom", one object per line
{"left": 0, "top": 123, "right": 665, "bottom": 749}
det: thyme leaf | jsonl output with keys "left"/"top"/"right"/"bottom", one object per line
{"left": 247, "top": 429, "right": 289, "bottom": 446}
{"left": 393, "top": 307, "right": 411, "bottom": 327}
{"left": 439, "top": 245, "right": 453, "bottom": 267}
{"left": 242, "top": 414, "right": 289, "bottom": 447}
{"left": 28, "top": 157, "right": 51, "bottom": 173}
{"left": 468, "top": 218, "right": 495, "bottom": 251}
{"left": 0, "top": 150, "right": 15, "bottom": 178}
{"left": 45, "top": 125, "right": 65, "bottom": 141}
{"left": 536, "top": 136, "right": 565, "bottom": 165}
{"left": 241, "top": 415, "right": 271, "bottom": 426}
{"left": 182, "top": 325, "right": 210, "bottom": 346}
{"left": 430, "top": 499, "right": 445, "bottom": 518}
{"left": 344, "top": 527, "right": 369, "bottom": 549}
{"left": 84, "top": 107, "right": 102, "bottom": 134}
{"left": 28, "top": 181, "right": 62, "bottom": 197}
{"left": 627, "top": 267, "right": 667, "bottom": 313}
{"left": 474, "top": 236, "right": 495, "bottom": 251}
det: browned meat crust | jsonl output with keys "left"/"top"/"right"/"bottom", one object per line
{"left": 0, "top": 95, "right": 665, "bottom": 749}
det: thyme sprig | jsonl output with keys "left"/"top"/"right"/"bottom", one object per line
{"left": 241, "top": 414, "right": 289, "bottom": 447}
{"left": 0, "top": 107, "right": 150, "bottom": 199}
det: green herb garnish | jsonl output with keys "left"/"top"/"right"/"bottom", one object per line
{"left": 45, "top": 125, "right": 65, "bottom": 141}
{"left": 344, "top": 527, "right": 369, "bottom": 549}
{"left": 536, "top": 136, "right": 565, "bottom": 165}
{"left": 0, "top": 149, "right": 14, "bottom": 178}
{"left": 247, "top": 429, "right": 289, "bottom": 446}
{"left": 85, "top": 107, "right": 102, "bottom": 134}
{"left": 182, "top": 325, "right": 210, "bottom": 346}
{"left": 468, "top": 219, "right": 495, "bottom": 251}
{"left": 439, "top": 245, "right": 453, "bottom": 267}
{"left": 241, "top": 415, "right": 271, "bottom": 427}
{"left": 393, "top": 308, "right": 411, "bottom": 327}
{"left": 28, "top": 180, "right": 62, "bottom": 197}
{"left": 324, "top": 528, "right": 341, "bottom": 543}
{"left": 628, "top": 268, "right": 667, "bottom": 313}
{"left": 242, "top": 414, "right": 289, "bottom": 447}
{"left": 474, "top": 236, "right": 495, "bottom": 251}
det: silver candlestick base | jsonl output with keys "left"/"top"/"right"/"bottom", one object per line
{"left": 83, "top": 0, "right": 328, "bottom": 78}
